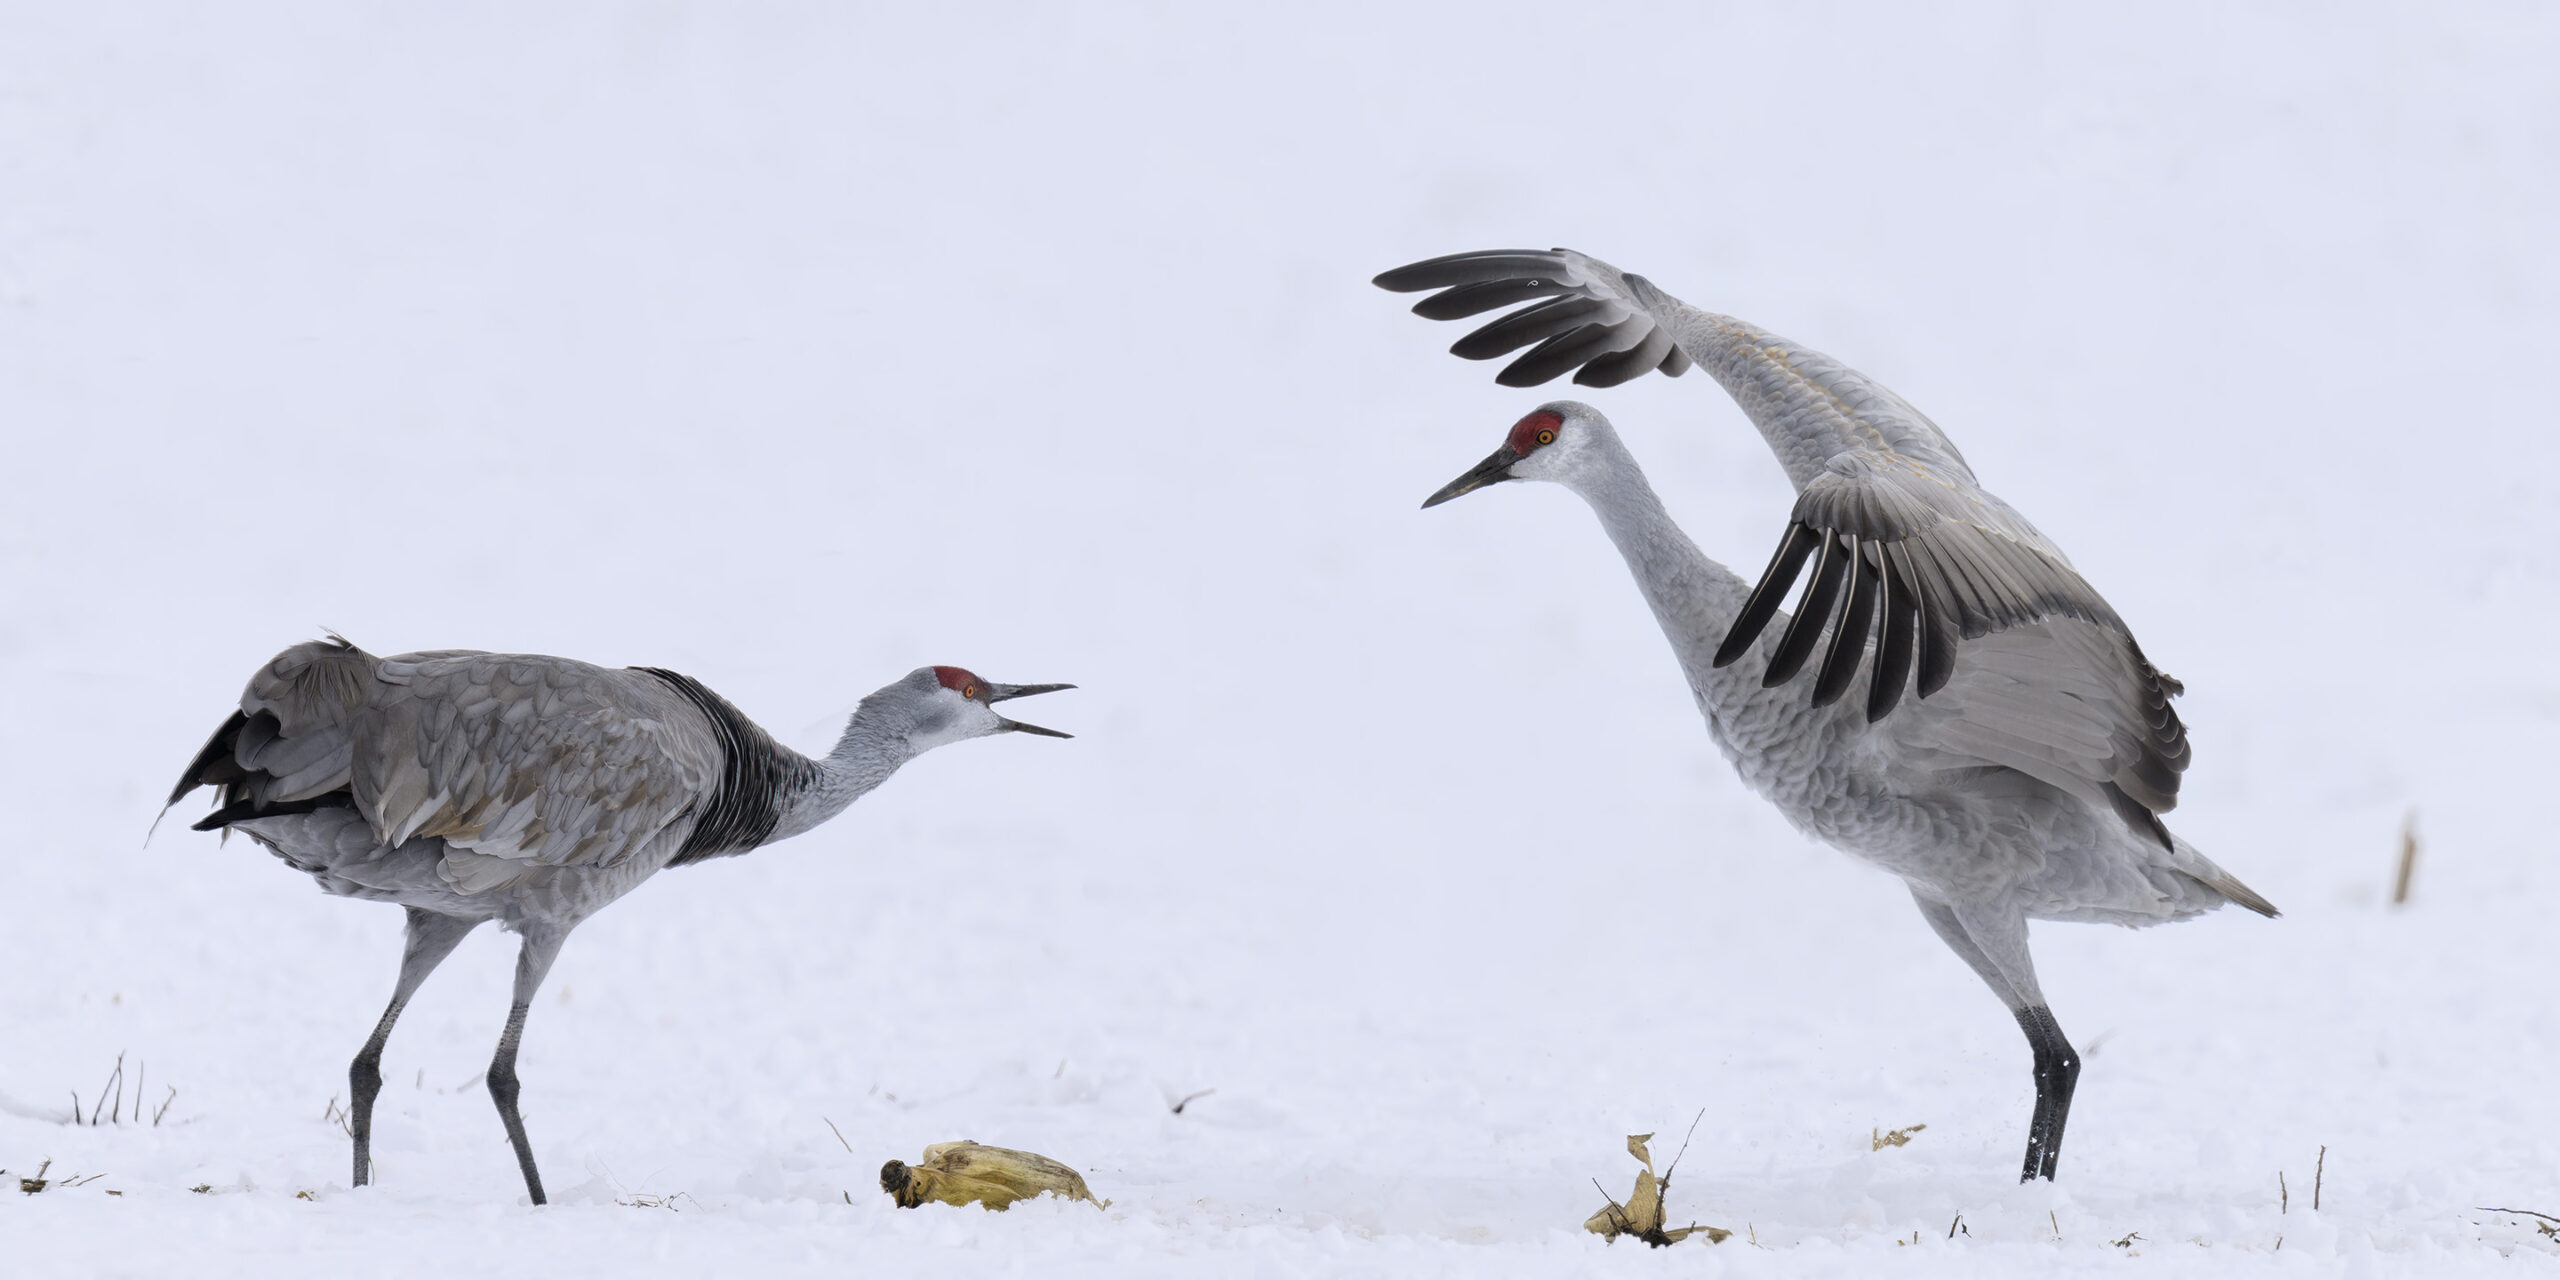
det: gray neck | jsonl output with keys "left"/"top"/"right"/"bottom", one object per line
{"left": 1559, "top": 434, "right": 1783, "bottom": 752}
{"left": 766, "top": 710, "right": 920, "bottom": 843}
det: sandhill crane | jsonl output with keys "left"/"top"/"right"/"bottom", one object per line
{"left": 165, "top": 637, "right": 1073, "bottom": 1204}
{"left": 1376, "top": 248, "right": 2275, "bottom": 1182}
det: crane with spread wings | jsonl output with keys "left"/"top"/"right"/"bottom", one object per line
{"left": 1380, "top": 247, "right": 2275, "bottom": 1181}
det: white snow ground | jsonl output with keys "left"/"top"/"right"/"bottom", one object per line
{"left": 4, "top": 3, "right": 2557, "bottom": 1275}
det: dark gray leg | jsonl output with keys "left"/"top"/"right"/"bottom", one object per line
{"left": 1909, "top": 891, "right": 2076, "bottom": 1182}
{"left": 352, "top": 909, "right": 481, "bottom": 1188}
{"left": 2014, "top": 1003, "right": 2080, "bottom": 1183}
{"left": 486, "top": 926, "right": 570, "bottom": 1206}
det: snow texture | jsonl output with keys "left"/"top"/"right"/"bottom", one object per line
{"left": 3, "top": 3, "right": 2556, "bottom": 1276}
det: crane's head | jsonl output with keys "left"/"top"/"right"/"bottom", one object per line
{"left": 880, "top": 665, "right": 1076, "bottom": 751}
{"left": 1420, "top": 401, "right": 1610, "bottom": 508}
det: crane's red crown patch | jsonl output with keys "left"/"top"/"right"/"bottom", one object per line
{"left": 932, "top": 665, "right": 981, "bottom": 694}
{"left": 1507, "top": 410, "right": 1564, "bottom": 457}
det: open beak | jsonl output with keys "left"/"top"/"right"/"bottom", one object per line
{"left": 1421, "top": 447, "right": 1519, "bottom": 509}
{"left": 984, "top": 681, "right": 1075, "bottom": 738}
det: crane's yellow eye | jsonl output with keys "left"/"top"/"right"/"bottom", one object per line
{"left": 1536, "top": 429, "right": 1556, "bottom": 445}
{"left": 962, "top": 684, "right": 979, "bottom": 699}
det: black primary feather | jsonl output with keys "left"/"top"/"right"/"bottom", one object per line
{"left": 1866, "top": 561, "right": 1917, "bottom": 722}
{"left": 1449, "top": 296, "right": 1608, "bottom": 360}
{"left": 1371, "top": 250, "right": 1569, "bottom": 293}
{"left": 1811, "top": 540, "right": 1879, "bottom": 707}
{"left": 1718, "top": 523, "right": 1820, "bottom": 667}
{"left": 1411, "top": 277, "right": 1573, "bottom": 320}
{"left": 1765, "top": 535, "right": 1849, "bottom": 687}
{"left": 169, "top": 709, "right": 250, "bottom": 805}
{"left": 1497, "top": 322, "right": 1639, "bottom": 387}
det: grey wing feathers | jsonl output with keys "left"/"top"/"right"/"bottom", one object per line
{"left": 1375, "top": 249, "right": 1694, "bottom": 388}
{"left": 1881, "top": 622, "right": 2191, "bottom": 850}
{"left": 174, "top": 636, "right": 379, "bottom": 816}
{"left": 1374, "top": 247, "right": 1969, "bottom": 481}
{"left": 1709, "top": 440, "right": 2189, "bottom": 845}
{"left": 1723, "top": 458, "right": 2190, "bottom": 842}
{"left": 174, "top": 637, "right": 721, "bottom": 877}
{"left": 1377, "top": 247, "right": 2194, "bottom": 844}
{"left": 356, "top": 650, "right": 717, "bottom": 867}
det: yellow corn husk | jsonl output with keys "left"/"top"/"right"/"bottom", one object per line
{"left": 879, "top": 1140, "right": 1107, "bottom": 1211}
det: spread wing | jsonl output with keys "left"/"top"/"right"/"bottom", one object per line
{"left": 1373, "top": 247, "right": 1976, "bottom": 484}
{"left": 183, "top": 638, "right": 721, "bottom": 876}
{"left": 1376, "top": 248, "right": 2191, "bottom": 839}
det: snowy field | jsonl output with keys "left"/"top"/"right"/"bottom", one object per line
{"left": 5, "top": 3, "right": 2557, "bottom": 1275}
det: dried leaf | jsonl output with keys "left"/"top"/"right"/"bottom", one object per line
{"left": 1625, "top": 1168, "right": 1664, "bottom": 1228}
{"left": 1872, "top": 1123, "right": 1928, "bottom": 1150}
{"left": 880, "top": 1140, "right": 1107, "bottom": 1212}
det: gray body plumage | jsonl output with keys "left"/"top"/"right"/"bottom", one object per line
{"left": 192, "top": 640, "right": 917, "bottom": 926}
{"left": 1382, "top": 248, "right": 2273, "bottom": 1181}
{"left": 1564, "top": 417, "right": 2249, "bottom": 924}
{"left": 168, "top": 637, "right": 1072, "bottom": 1202}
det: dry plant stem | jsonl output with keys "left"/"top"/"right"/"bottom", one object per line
{"left": 1590, "top": 1177, "right": 1629, "bottom": 1233}
{"left": 2479, "top": 1207, "right": 2560, "bottom": 1224}
{"left": 824, "top": 1116, "right": 854, "bottom": 1154}
{"left": 2393, "top": 813, "right": 2419, "bottom": 906}
{"left": 1662, "top": 1108, "right": 1706, "bottom": 1180}
{"left": 89, "top": 1051, "right": 127, "bottom": 1126}
{"left": 2314, "top": 1146, "right": 2326, "bottom": 1211}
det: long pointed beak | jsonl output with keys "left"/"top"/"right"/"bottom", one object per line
{"left": 984, "top": 681, "right": 1073, "bottom": 703}
{"left": 1421, "top": 447, "right": 1519, "bottom": 509}
{"left": 985, "top": 681, "right": 1075, "bottom": 739}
